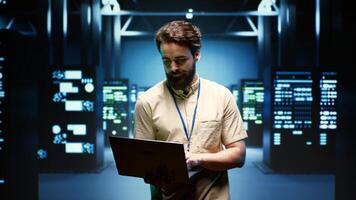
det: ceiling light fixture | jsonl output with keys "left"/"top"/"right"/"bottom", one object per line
{"left": 185, "top": 8, "right": 193, "bottom": 19}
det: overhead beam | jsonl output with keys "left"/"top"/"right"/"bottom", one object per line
{"left": 246, "top": 16, "right": 258, "bottom": 33}
{"left": 101, "top": 10, "right": 279, "bottom": 17}
{"left": 121, "top": 16, "right": 133, "bottom": 32}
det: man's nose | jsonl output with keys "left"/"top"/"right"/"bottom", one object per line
{"left": 170, "top": 61, "right": 179, "bottom": 73}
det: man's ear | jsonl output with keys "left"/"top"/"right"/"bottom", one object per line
{"left": 194, "top": 51, "right": 201, "bottom": 62}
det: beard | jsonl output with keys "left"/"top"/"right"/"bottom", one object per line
{"left": 166, "top": 62, "right": 196, "bottom": 91}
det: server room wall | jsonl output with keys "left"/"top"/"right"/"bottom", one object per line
{"left": 120, "top": 37, "right": 258, "bottom": 87}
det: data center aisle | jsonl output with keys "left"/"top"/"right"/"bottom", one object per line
{"left": 229, "top": 148, "right": 334, "bottom": 200}
{"left": 39, "top": 148, "right": 334, "bottom": 200}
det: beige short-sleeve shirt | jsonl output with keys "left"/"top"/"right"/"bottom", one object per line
{"left": 134, "top": 77, "right": 247, "bottom": 199}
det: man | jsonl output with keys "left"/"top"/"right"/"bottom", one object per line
{"left": 134, "top": 20, "right": 247, "bottom": 200}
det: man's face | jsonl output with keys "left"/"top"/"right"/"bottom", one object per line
{"left": 160, "top": 42, "right": 200, "bottom": 90}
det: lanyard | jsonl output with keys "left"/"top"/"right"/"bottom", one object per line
{"left": 168, "top": 79, "right": 201, "bottom": 142}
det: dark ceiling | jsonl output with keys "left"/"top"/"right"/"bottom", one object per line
{"left": 0, "top": 0, "right": 336, "bottom": 39}
{"left": 118, "top": 0, "right": 260, "bottom": 12}
{"left": 117, "top": 0, "right": 262, "bottom": 35}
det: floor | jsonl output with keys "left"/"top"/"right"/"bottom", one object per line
{"left": 39, "top": 148, "right": 334, "bottom": 200}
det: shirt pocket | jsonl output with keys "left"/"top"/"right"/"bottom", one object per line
{"left": 196, "top": 119, "right": 222, "bottom": 151}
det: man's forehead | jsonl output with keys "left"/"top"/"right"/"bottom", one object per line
{"left": 160, "top": 43, "right": 191, "bottom": 57}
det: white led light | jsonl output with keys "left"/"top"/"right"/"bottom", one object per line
{"left": 65, "top": 143, "right": 83, "bottom": 153}
{"left": 67, "top": 124, "right": 86, "bottom": 135}
{"left": 64, "top": 70, "right": 82, "bottom": 80}
{"left": 85, "top": 83, "right": 94, "bottom": 93}
{"left": 65, "top": 100, "right": 83, "bottom": 111}
{"left": 52, "top": 125, "right": 61, "bottom": 134}
{"left": 59, "top": 82, "right": 78, "bottom": 93}
{"left": 186, "top": 13, "right": 193, "bottom": 19}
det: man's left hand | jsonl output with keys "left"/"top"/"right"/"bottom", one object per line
{"left": 185, "top": 152, "right": 203, "bottom": 171}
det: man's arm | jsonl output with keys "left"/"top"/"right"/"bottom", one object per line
{"left": 134, "top": 97, "right": 155, "bottom": 140}
{"left": 185, "top": 140, "right": 246, "bottom": 171}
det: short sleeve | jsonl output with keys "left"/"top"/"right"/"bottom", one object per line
{"left": 221, "top": 90, "right": 248, "bottom": 145}
{"left": 134, "top": 97, "right": 155, "bottom": 140}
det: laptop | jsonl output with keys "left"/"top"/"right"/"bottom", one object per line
{"left": 109, "top": 136, "right": 190, "bottom": 186}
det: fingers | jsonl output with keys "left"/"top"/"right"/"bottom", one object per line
{"left": 186, "top": 160, "right": 194, "bottom": 171}
{"left": 185, "top": 151, "right": 191, "bottom": 160}
{"left": 186, "top": 153, "right": 201, "bottom": 171}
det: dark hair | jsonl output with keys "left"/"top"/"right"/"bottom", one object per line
{"left": 155, "top": 20, "right": 202, "bottom": 56}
